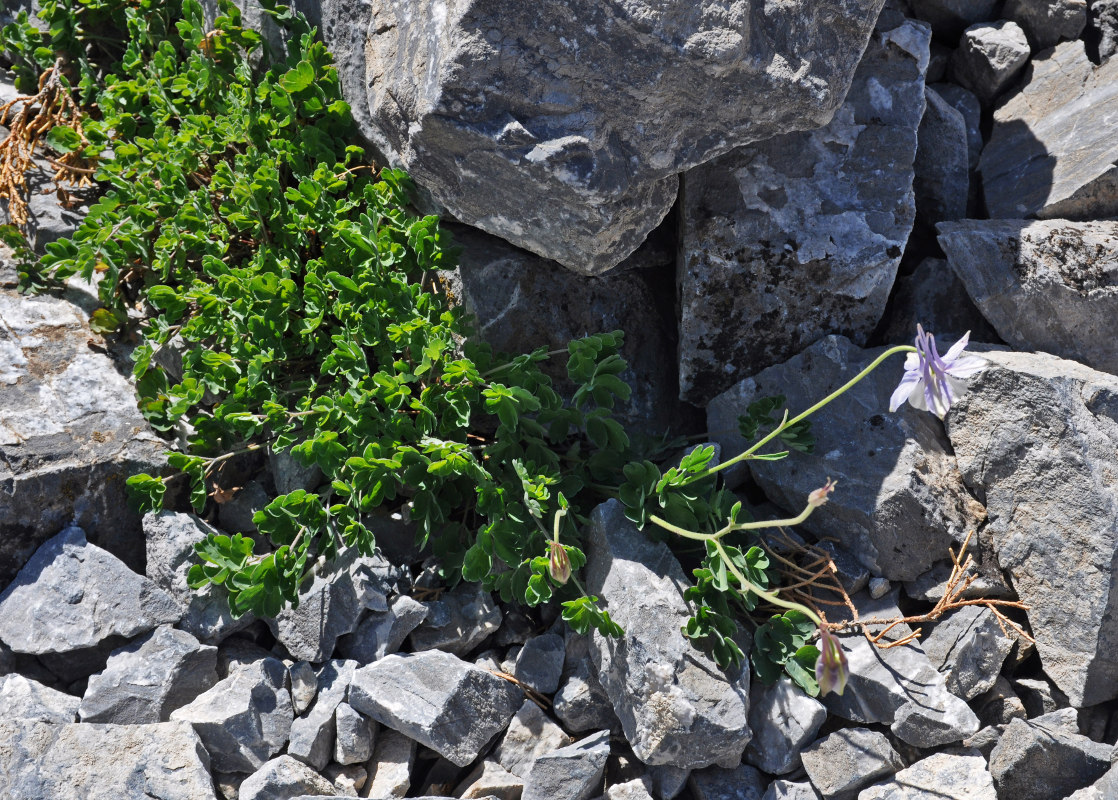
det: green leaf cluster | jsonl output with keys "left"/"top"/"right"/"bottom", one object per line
{"left": 752, "top": 610, "right": 822, "bottom": 695}
{"left": 737, "top": 394, "right": 815, "bottom": 458}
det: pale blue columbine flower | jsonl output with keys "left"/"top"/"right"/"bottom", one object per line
{"left": 889, "top": 325, "right": 985, "bottom": 419}
{"left": 816, "top": 627, "right": 848, "bottom": 696}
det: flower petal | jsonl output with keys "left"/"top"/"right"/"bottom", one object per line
{"left": 942, "top": 330, "right": 972, "bottom": 363}
{"left": 944, "top": 354, "right": 986, "bottom": 379}
{"left": 889, "top": 371, "right": 921, "bottom": 412}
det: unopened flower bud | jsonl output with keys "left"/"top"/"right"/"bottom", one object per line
{"left": 548, "top": 540, "right": 571, "bottom": 585}
{"left": 816, "top": 626, "right": 849, "bottom": 697}
{"left": 808, "top": 479, "right": 836, "bottom": 508}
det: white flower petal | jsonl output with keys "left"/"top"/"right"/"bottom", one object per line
{"left": 890, "top": 371, "right": 922, "bottom": 412}
{"left": 942, "top": 330, "right": 972, "bottom": 363}
{"left": 944, "top": 354, "right": 986, "bottom": 379}
{"left": 903, "top": 352, "right": 920, "bottom": 370}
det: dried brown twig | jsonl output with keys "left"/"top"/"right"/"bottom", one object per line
{"left": 0, "top": 59, "right": 93, "bottom": 228}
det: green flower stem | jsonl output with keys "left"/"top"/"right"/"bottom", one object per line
{"left": 713, "top": 539, "right": 822, "bottom": 626}
{"left": 700, "top": 344, "right": 917, "bottom": 480}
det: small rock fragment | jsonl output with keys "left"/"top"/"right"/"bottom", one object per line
{"left": 0, "top": 673, "right": 79, "bottom": 722}
{"left": 949, "top": 21, "right": 1031, "bottom": 105}
{"left": 338, "top": 594, "right": 428, "bottom": 664}
{"left": 801, "top": 729, "right": 904, "bottom": 800}
{"left": 688, "top": 764, "right": 767, "bottom": 800}
{"left": 455, "top": 760, "right": 525, "bottom": 800}
{"left": 408, "top": 583, "right": 502, "bottom": 656}
{"left": 334, "top": 702, "right": 375, "bottom": 765}
{"left": 289, "top": 660, "right": 358, "bottom": 770}
{"left": 521, "top": 729, "right": 610, "bottom": 800}
{"left": 513, "top": 634, "right": 565, "bottom": 694}
{"left": 1005, "top": 0, "right": 1087, "bottom": 50}
{"left": 363, "top": 727, "right": 415, "bottom": 798}
{"left": 744, "top": 677, "right": 827, "bottom": 775}
{"left": 858, "top": 749, "right": 996, "bottom": 799}
{"left": 493, "top": 699, "right": 573, "bottom": 778}
{"left": 239, "top": 755, "right": 338, "bottom": 800}
{"left": 289, "top": 661, "right": 319, "bottom": 715}
{"left": 553, "top": 660, "right": 621, "bottom": 733}
{"left": 914, "top": 86, "right": 970, "bottom": 226}
{"left": 763, "top": 781, "right": 820, "bottom": 800}
{"left": 920, "top": 606, "right": 1014, "bottom": 701}
{"left": 989, "top": 715, "right": 1112, "bottom": 800}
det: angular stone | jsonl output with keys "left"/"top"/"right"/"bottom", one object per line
{"left": 289, "top": 660, "right": 358, "bottom": 770}
{"left": 707, "top": 336, "right": 985, "bottom": 581}
{"left": 289, "top": 660, "right": 318, "bottom": 715}
{"left": 1095, "top": 0, "right": 1118, "bottom": 62}
{"left": 79, "top": 626, "right": 218, "bottom": 723}
{"left": 0, "top": 526, "right": 181, "bottom": 655}
{"left": 920, "top": 606, "right": 1014, "bottom": 701}
{"left": 0, "top": 673, "right": 79, "bottom": 722}
{"left": 334, "top": 702, "right": 374, "bottom": 765}
{"left": 320, "top": 0, "right": 885, "bottom": 274}
{"left": 1064, "top": 763, "right": 1118, "bottom": 800}
{"left": 688, "top": 764, "right": 766, "bottom": 800}
{"left": 607, "top": 779, "right": 655, "bottom": 800}
{"left": 522, "top": 729, "right": 610, "bottom": 800}
{"left": 944, "top": 349, "right": 1118, "bottom": 706}
{"left": 513, "top": 633, "right": 565, "bottom": 695}
{"left": 973, "top": 676, "right": 1027, "bottom": 728}
{"left": 801, "top": 729, "right": 903, "bottom": 800}
{"left": 364, "top": 727, "right": 416, "bottom": 798}
{"left": 1013, "top": 676, "right": 1069, "bottom": 718}
{"left": 240, "top": 755, "right": 338, "bottom": 800}
{"left": 857, "top": 749, "right": 996, "bottom": 800}
{"left": 891, "top": 694, "right": 983, "bottom": 748}
{"left": 268, "top": 548, "right": 392, "bottom": 663}
{"left": 585, "top": 500, "right": 751, "bottom": 769}
{"left": 0, "top": 288, "right": 165, "bottom": 588}
{"left": 874, "top": 258, "right": 997, "bottom": 347}
{"left": 170, "top": 656, "right": 294, "bottom": 773}
{"left": 324, "top": 762, "right": 368, "bottom": 796}
{"left": 338, "top": 594, "right": 428, "bottom": 664}
{"left": 764, "top": 781, "right": 820, "bottom": 800}
{"left": 932, "top": 83, "right": 983, "bottom": 170}
{"left": 980, "top": 41, "right": 1118, "bottom": 220}
{"left": 744, "top": 677, "right": 827, "bottom": 775}
{"left": 914, "top": 86, "right": 969, "bottom": 226}
{"left": 408, "top": 582, "right": 502, "bottom": 656}
{"left": 949, "top": 21, "right": 1030, "bottom": 106}
{"left": 348, "top": 650, "right": 521, "bottom": 767}
{"left": 456, "top": 760, "right": 524, "bottom": 800}
{"left": 677, "top": 12, "right": 929, "bottom": 402}
{"left": 908, "top": 0, "right": 999, "bottom": 40}
{"left": 493, "top": 699, "right": 573, "bottom": 779}
{"left": 143, "top": 511, "right": 256, "bottom": 644}
{"left": 939, "top": 219, "right": 1118, "bottom": 376}
{"left": 0, "top": 719, "right": 216, "bottom": 799}
{"left": 989, "top": 715, "right": 1112, "bottom": 800}
{"left": 1005, "top": 0, "right": 1087, "bottom": 50}
{"left": 553, "top": 659, "right": 621, "bottom": 733}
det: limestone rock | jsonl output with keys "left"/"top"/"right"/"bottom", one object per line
{"left": 938, "top": 219, "right": 1118, "bottom": 376}
{"left": 857, "top": 749, "right": 996, "bottom": 799}
{"left": 914, "top": 86, "right": 969, "bottom": 226}
{"left": 874, "top": 258, "right": 997, "bottom": 347}
{"left": 0, "top": 526, "right": 181, "bottom": 655}
{"left": 0, "top": 673, "right": 80, "bottom": 722}
{"left": 364, "top": 727, "right": 416, "bottom": 798}
{"left": 456, "top": 760, "right": 524, "bottom": 800}
{"left": 584, "top": 500, "right": 751, "bottom": 769}
{"left": 79, "top": 626, "right": 218, "bottom": 723}
{"left": 240, "top": 755, "right": 338, "bottom": 800}
{"left": 949, "top": 21, "right": 1030, "bottom": 105}
{"left": 706, "top": 336, "right": 984, "bottom": 581}
{"left": 764, "top": 782, "right": 820, "bottom": 800}
{"left": 931, "top": 83, "right": 982, "bottom": 170}
{"left": 408, "top": 582, "right": 502, "bottom": 656}
{"left": 348, "top": 650, "right": 521, "bottom": 767}
{"left": 1094, "top": 0, "right": 1118, "bottom": 62}
{"left": 513, "top": 633, "right": 565, "bottom": 695}
{"left": 338, "top": 594, "right": 428, "bottom": 664}
{"left": 170, "top": 656, "right": 294, "bottom": 773}
{"left": 1005, "top": 0, "right": 1087, "bottom": 51}
{"left": 521, "top": 729, "right": 610, "bottom": 800}
{"left": 944, "top": 349, "right": 1118, "bottom": 706}
{"left": 744, "top": 677, "right": 827, "bottom": 775}
{"left": 989, "top": 715, "right": 1112, "bottom": 800}
{"left": 320, "top": 0, "right": 886, "bottom": 273}
{"left": 802, "top": 729, "right": 902, "bottom": 800}
{"left": 288, "top": 660, "right": 358, "bottom": 770}
{"left": 688, "top": 764, "right": 766, "bottom": 800}
{"left": 0, "top": 719, "right": 216, "bottom": 799}
{"left": 980, "top": 41, "right": 1118, "bottom": 220}
{"left": 1064, "top": 763, "right": 1118, "bottom": 800}
{"left": 920, "top": 606, "right": 1014, "bottom": 701}
{"left": 289, "top": 661, "right": 318, "bottom": 715}
{"left": 334, "top": 702, "right": 374, "bottom": 765}
{"left": 677, "top": 12, "right": 929, "bottom": 402}
{"left": 143, "top": 511, "right": 256, "bottom": 644}
{"left": 553, "top": 659, "right": 621, "bottom": 734}
{"left": 0, "top": 287, "right": 165, "bottom": 588}
{"left": 493, "top": 699, "right": 572, "bottom": 779}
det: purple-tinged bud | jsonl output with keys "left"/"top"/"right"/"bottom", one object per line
{"left": 816, "top": 626, "right": 849, "bottom": 697}
{"left": 808, "top": 479, "right": 836, "bottom": 508}
{"left": 548, "top": 541, "right": 571, "bottom": 585}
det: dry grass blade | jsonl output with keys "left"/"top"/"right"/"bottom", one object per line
{"left": 0, "top": 59, "right": 93, "bottom": 229}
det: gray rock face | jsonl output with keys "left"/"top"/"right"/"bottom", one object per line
{"left": 289, "top": 661, "right": 318, "bottom": 715}
{"left": 858, "top": 749, "right": 996, "bottom": 800}
{"left": 949, "top": 21, "right": 1030, "bottom": 105}
{"left": 170, "top": 656, "right": 294, "bottom": 773}
{"left": 239, "top": 755, "right": 338, "bottom": 800}
{"left": 409, "top": 582, "right": 502, "bottom": 656}
{"left": 0, "top": 673, "right": 80, "bottom": 722}
{"left": 920, "top": 606, "right": 1014, "bottom": 701}
{"left": 522, "top": 729, "right": 610, "bottom": 800}
{"left": 553, "top": 659, "right": 621, "bottom": 733}
{"left": 1005, "top": 0, "right": 1087, "bottom": 50}
{"left": 348, "top": 650, "right": 521, "bottom": 767}
{"left": 143, "top": 511, "right": 256, "bottom": 644}
{"left": 677, "top": 11, "right": 929, "bottom": 403}
{"left": 0, "top": 526, "right": 181, "bottom": 655}
{"left": 1065, "top": 763, "right": 1118, "bottom": 800}
{"left": 436, "top": 224, "right": 680, "bottom": 433}
{"left": 989, "top": 715, "right": 1113, "bottom": 800}
{"left": 706, "top": 336, "right": 985, "bottom": 581}
{"left": 321, "top": 0, "right": 886, "bottom": 274}
{"left": 875, "top": 258, "right": 997, "bottom": 347}
{"left": 932, "top": 83, "right": 982, "bottom": 170}
{"left": 584, "top": 500, "right": 751, "bottom": 769}
{"left": 0, "top": 719, "right": 216, "bottom": 799}
{"left": 688, "top": 764, "right": 767, "bottom": 800}
{"left": 980, "top": 41, "right": 1118, "bottom": 220}
{"left": 457, "top": 760, "right": 524, "bottom": 800}
{"left": 801, "top": 729, "right": 903, "bottom": 800}
{"left": 334, "top": 702, "right": 374, "bottom": 765}
{"left": 0, "top": 287, "right": 166, "bottom": 588}
{"left": 338, "top": 594, "right": 428, "bottom": 664}
{"left": 891, "top": 694, "right": 983, "bottom": 748}
{"left": 764, "top": 781, "right": 820, "bottom": 800}
{"left": 365, "top": 727, "right": 416, "bottom": 799}
{"left": 938, "top": 219, "right": 1118, "bottom": 376}
{"left": 79, "top": 626, "right": 218, "bottom": 724}
{"left": 513, "top": 634, "right": 565, "bottom": 695}
{"left": 914, "top": 86, "right": 969, "bottom": 226}
{"left": 268, "top": 548, "right": 392, "bottom": 663}
{"left": 744, "top": 677, "right": 827, "bottom": 775}
{"left": 1094, "top": 0, "right": 1118, "bottom": 62}
{"left": 943, "top": 350, "right": 1118, "bottom": 706}
{"left": 288, "top": 660, "right": 357, "bottom": 770}
{"left": 493, "top": 699, "right": 572, "bottom": 779}
{"left": 908, "top": 0, "right": 999, "bottom": 40}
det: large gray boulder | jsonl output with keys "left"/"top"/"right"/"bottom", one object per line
{"left": 0, "top": 526, "right": 181, "bottom": 656}
{"left": 677, "top": 9, "right": 929, "bottom": 402}
{"left": 0, "top": 719, "right": 217, "bottom": 799}
{"left": 938, "top": 219, "right": 1118, "bottom": 376}
{"left": 521, "top": 729, "right": 610, "bottom": 800}
{"left": 980, "top": 41, "right": 1118, "bottom": 220}
{"left": 347, "top": 650, "right": 522, "bottom": 767}
{"left": 858, "top": 749, "right": 996, "bottom": 800}
{"left": 944, "top": 350, "right": 1118, "bottom": 706}
{"left": 706, "top": 336, "right": 984, "bottom": 581}
{"left": 914, "top": 86, "right": 969, "bottom": 226}
{"left": 320, "top": 0, "right": 886, "bottom": 273}
{"left": 989, "top": 715, "right": 1113, "bottom": 800}
{"left": 584, "top": 500, "right": 752, "bottom": 769}
{"left": 0, "top": 287, "right": 165, "bottom": 588}
{"left": 1004, "top": 0, "right": 1087, "bottom": 51}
